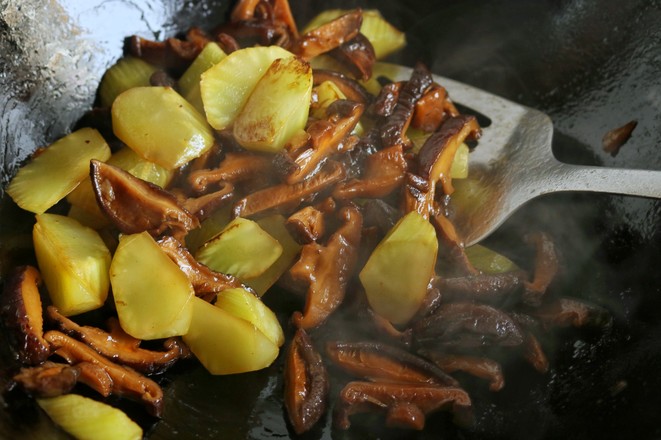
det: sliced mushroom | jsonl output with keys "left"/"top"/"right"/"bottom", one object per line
{"left": 291, "top": 9, "right": 362, "bottom": 60}
{"left": 602, "top": 120, "right": 637, "bottom": 157}
{"left": 230, "top": 0, "right": 298, "bottom": 38}
{"left": 44, "top": 330, "right": 164, "bottom": 417}
{"left": 420, "top": 351, "right": 505, "bottom": 392}
{"left": 379, "top": 62, "right": 434, "bottom": 149}
{"left": 157, "top": 235, "right": 247, "bottom": 300}
{"left": 290, "top": 205, "right": 362, "bottom": 329}
{"left": 284, "top": 329, "right": 329, "bottom": 435}
{"left": 433, "top": 272, "right": 524, "bottom": 307}
{"left": 313, "top": 69, "right": 372, "bottom": 105}
{"left": 282, "top": 99, "right": 363, "bottom": 184}
{"left": 286, "top": 205, "right": 326, "bottom": 244}
{"left": 530, "top": 297, "right": 612, "bottom": 330}
{"left": 91, "top": 160, "right": 199, "bottom": 240}
{"left": 333, "top": 144, "right": 408, "bottom": 200}
{"left": 413, "top": 302, "right": 524, "bottom": 349}
{"left": 365, "top": 307, "right": 413, "bottom": 346}
{"left": 411, "top": 83, "right": 459, "bottom": 133}
{"left": 371, "top": 81, "right": 401, "bottom": 118}
{"left": 12, "top": 362, "right": 79, "bottom": 398}
{"left": 431, "top": 213, "right": 479, "bottom": 277}
{"left": 127, "top": 28, "right": 208, "bottom": 75}
{"left": 329, "top": 33, "right": 376, "bottom": 81}
{"left": 179, "top": 182, "right": 234, "bottom": 222}
{"left": 188, "top": 152, "right": 273, "bottom": 193}
{"left": 522, "top": 232, "right": 559, "bottom": 306}
{"left": 47, "top": 306, "right": 188, "bottom": 375}
{"left": 0, "top": 265, "right": 50, "bottom": 365}
{"left": 232, "top": 160, "right": 346, "bottom": 218}
{"left": 326, "top": 341, "right": 459, "bottom": 387}
{"left": 334, "top": 381, "right": 472, "bottom": 430}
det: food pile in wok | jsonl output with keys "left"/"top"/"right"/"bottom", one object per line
{"left": 1, "top": 0, "right": 611, "bottom": 438}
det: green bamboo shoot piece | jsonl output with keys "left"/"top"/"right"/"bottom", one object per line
{"left": 110, "top": 232, "right": 194, "bottom": 339}
{"left": 6, "top": 128, "right": 110, "bottom": 215}
{"left": 183, "top": 296, "right": 280, "bottom": 375}
{"left": 303, "top": 9, "right": 406, "bottom": 59}
{"left": 195, "top": 217, "right": 283, "bottom": 280}
{"left": 244, "top": 214, "right": 302, "bottom": 296}
{"left": 178, "top": 42, "right": 227, "bottom": 113}
{"left": 98, "top": 56, "right": 158, "bottom": 107}
{"left": 465, "top": 244, "right": 519, "bottom": 274}
{"left": 215, "top": 287, "right": 284, "bottom": 347}
{"left": 37, "top": 394, "right": 142, "bottom": 440}
{"left": 200, "top": 45, "right": 294, "bottom": 130}
{"left": 233, "top": 56, "right": 312, "bottom": 152}
{"left": 112, "top": 86, "right": 215, "bottom": 169}
{"left": 33, "top": 213, "right": 111, "bottom": 316}
{"left": 360, "top": 211, "right": 438, "bottom": 325}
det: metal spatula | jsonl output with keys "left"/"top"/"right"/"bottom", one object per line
{"left": 387, "top": 63, "right": 661, "bottom": 246}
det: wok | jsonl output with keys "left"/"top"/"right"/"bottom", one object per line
{"left": 1, "top": 0, "right": 660, "bottom": 438}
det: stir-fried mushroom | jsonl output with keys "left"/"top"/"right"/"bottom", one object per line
{"left": 230, "top": 0, "right": 298, "bottom": 38}
{"left": 188, "top": 152, "right": 273, "bottom": 193}
{"left": 91, "top": 160, "right": 199, "bottom": 240}
{"left": 286, "top": 205, "right": 327, "bottom": 244}
{"left": 431, "top": 213, "right": 479, "bottom": 276}
{"left": 44, "top": 331, "right": 164, "bottom": 417}
{"left": 602, "top": 120, "right": 637, "bottom": 157}
{"left": 335, "top": 381, "right": 472, "bottom": 430}
{"left": 291, "top": 9, "right": 363, "bottom": 60}
{"left": 333, "top": 144, "right": 408, "bottom": 200}
{"left": 0, "top": 265, "right": 50, "bottom": 365}
{"left": 365, "top": 307, "right": 413, "bottom": 346}
{"left": 313, "top": 69, "right": 372, "bottom": 105}
{"left": 281, "top": 99, "right": 364, "bottom": 184}
{"left": 157, "top": 235, "right": 247, "bottom": 300}
{"left": 433, "top": 272, "right": 524, "bottom": 307}
{"left": 232, "top": 160, "right": 346, "bottom": 218}
{"left": 12, "top": 362, "right": 79, "bottom": 398}
{"left": 379, "top": 62, "right": 434, "bottom": 149}
{"left": 178, "top": 182, "right": 235, "bottom": 222}
{"left": 411, "top": 83, "right": 460, "bottom": 132}
{"left": 530, "top": 297, "right": 612, "bottom": 330}
{"left": 219, "top": 0, "right": 296, "bottom": 47}
{"left": 420, "top": 352, "right": 505, "bottom": 392}
{"left": 326, "top": 341, "right": 459, "bottom": 387}
{"left": 522, "top": 232, "right": 559, "bottom": 306}
{"left": 329, "top": 33, "right": 376, "bottom": 81}
{"left": 127, "top": 28, "right": 209, "bottom": 75}
{"left": 290, "top": 205, "right": 362, "bottom": 329}
{"left": 521, "top": 331, "right": 549, "bottom": 373}
{"left": 47, "top": 306, "right": 188, "bottom": 375}
{"left": 413, "top": 302, "right": 524, "bottom": 349}
{"left": 284, "top": 329, "right": 329, "bottom": 434}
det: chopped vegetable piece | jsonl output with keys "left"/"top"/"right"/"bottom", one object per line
{"left": 37, "top": 394, "right": 143, "bottom": 440}
{"left": 465, "top": 244, "right": 519, "bottom": 274}
{"left": 6, "top": 128, "right": 110, "bottom": 214}
{"left": 360, "top": 211, "right": 438, "bottom": 325}
{"left": 98, "top": 56, "right": 158, "bottom": 107}
{"left": 200, "top": 45, "right": 294, "bottom": 130}
{"left": 182, "top": 296, "right": 280, "bottom": 375}
{"left": 195, "top": 217, "right": 283, "bottom": 280}
{"left": 33, "top": 214, "right": 111, "bottom": 316}
{"left": 178, "top": 42, "right": 227, "bottom": 113}
{"left": 233, "top": 56, "right": 312, "bottom": 152}
{"left": 112, "top": 86, "right": 215, "bottom": 169}
{"left": 215, "top": 287, "right": 284, "bottom": 347}
{"left": 449, "top": 142, "right": 470, "bottom": 179}
{"left": 110, "top": 232, "right": 194, "bottom": 339}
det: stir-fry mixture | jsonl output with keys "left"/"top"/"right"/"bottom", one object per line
{"left": 1, "top": 1, "right": 612, "bottom": 438}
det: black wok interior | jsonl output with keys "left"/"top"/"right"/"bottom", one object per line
{"left": 1, "top": 0, "right": 660, "bottom": 439}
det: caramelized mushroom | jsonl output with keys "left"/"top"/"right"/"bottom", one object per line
{"left": 284, "top": 329, "right": 329, "bottom": 434}
{"left": 12, "top": 362, "right": 79, "bottom": 398}
{"left": 232, "top": 160, "right": 346, "bottom": 218}
{"left": 179, "top": 182, "right": 234, "bottom": 221}
{"left": 290, "top": 205, "right": 362, "bottom": 329}
{"left": 282, "top": 99, "right": 364, "bottom": 184}
{"left": 522, "top": 232, "right": 559, "bottom": 306}
{"left": 127, "top": 28, "right": 208, "bottom": 75}
{"left": 0, "top": 265, "right": 50, "bottom": 365}
{"left": 44, "top": 330, "right": 164, "bottom": 417}
{"left": 420, "top": 351, "right": 505, "bottom": 392}
{"left": 371, "top": 81, "right": 401, "bottom": 118}
{"left": 286, "top": 205, "right": 326, "bottom": 244}
{"left": 431, "top": 213, "right": 479, "bottom": 276}
{"left": 329, "top": 33, "right": 376, "bottom": 81}
{"left": 530, "top": 297, "right": 612, "bottom": 329}
{"left": 313, "top": 69, "right": 372, "bottom": 105}
{"left": 433, "top": 272, "right": 524, "bottom": 307}
{"left": 334, "top": 381, "right": 472, "bottom": 430}
{"left": 602, "top": 120, "right": 637, "bottom": 157}
{"left": 157, "top": 235, "right": 247, "bottom": 300}
{"left": 47, "top": 306, "right": 188, "bottom": 375}
{"left": 326, "top": 341, "right": 459, "bottom": 387}
{"left": 413, "top": 302, "right": 524, "bottom": 349}
{"left": 188, "top": 152, "right": 273, "bottom": 193}
{"left": 91, "top": 160, "right": 199, "bottom": 240}
{"left": 379, "top": 62, "right": 434, "bottom": 149}
{"left": 411, "top": 83, "right": 459, "bottom": 133}
{"left": 291, "top": 9, "right": 362, "bottom": 60}
{"left": 333, "top": 144, "right": 408, "bottom": 200}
